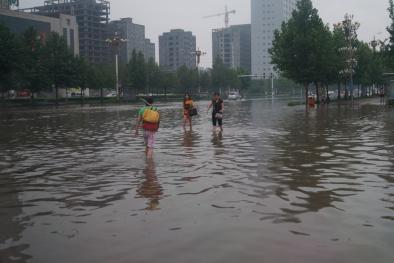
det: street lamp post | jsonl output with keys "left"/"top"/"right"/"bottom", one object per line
{"left": 191, "top": 48, "right": 206, "bottom": 94}
{"left": 106, "top": 32, "right": 127, "bottom": 101}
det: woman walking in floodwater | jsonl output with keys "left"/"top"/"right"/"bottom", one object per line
{"left": 183, "top": 93, "right": 195, "bottom": 131}
{"left": 208, "top": 92, "right": 224, "bottom": 132}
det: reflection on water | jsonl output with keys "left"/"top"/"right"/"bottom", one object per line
{"left": 0, "top": 100, "right": 393, "bottom": 263}
{"left": 136, "top": 158, "right": 163, "bottom": 210}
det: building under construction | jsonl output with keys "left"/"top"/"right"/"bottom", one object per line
{"left": 22, "top": 0, "right": 111, "bottom": 64}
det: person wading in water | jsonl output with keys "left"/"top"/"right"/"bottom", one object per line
{"left": 183, "top": 93, "right": 195, "bottom": 131}
{"left": 134, "top": 97, "right": 160, "bottom": 158}
{"left": 207, "top": 92, "right": 224, "bottom": 132}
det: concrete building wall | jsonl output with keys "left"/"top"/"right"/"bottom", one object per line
{"left": 25, "top": 0, "right": 111, "bottom": 64}
{"left": 251, "top": 0, "right": 297, "bottom": 78}
{"left": 0, "top": 8, "right": 79, "bottom": 55}
{"left": 159, "top": 29, "right": 196, "bottom": 71}
{"left": 144, "top": 39, "right": 155, "bottom": 61}
{"left": 212, "top": 24, "right": 251, "bottom": 73}
{"left": 109, "top": 18, "right": 155, "bottom": 63}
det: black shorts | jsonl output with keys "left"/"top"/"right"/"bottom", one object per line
{"left": 212, "top": 113, "right": 223, "bottom": 126}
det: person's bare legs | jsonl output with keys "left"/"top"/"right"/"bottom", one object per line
{"left": 146, "top": 147, "right": 153, "bottom": 159}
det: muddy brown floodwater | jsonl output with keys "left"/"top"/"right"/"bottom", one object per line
{"left": 0, "top": 98, "right": 393, "bottom": 263}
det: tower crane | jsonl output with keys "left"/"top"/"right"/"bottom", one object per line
{"left": 203, "top": 5, "right": 236, "bottom": 28}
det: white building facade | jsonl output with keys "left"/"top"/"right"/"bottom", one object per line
{"left": 251, "top": 0, "right": 297, "bottom": 78}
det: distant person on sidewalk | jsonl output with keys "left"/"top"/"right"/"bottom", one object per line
{"left": 379, "top": 88, "right": 385, "bottom": 105}
{"left": 207, "top": 92, "right": 224, "bottom": 132}
{"left": 134, "top": 97, "right": 160, "bottom": 158}
{"left": 183, "top": 93, "right": 196, "bottom": 131}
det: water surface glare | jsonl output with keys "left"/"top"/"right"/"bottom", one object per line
{"left": 0, "top": 99, "right": 393, "bottom": 263}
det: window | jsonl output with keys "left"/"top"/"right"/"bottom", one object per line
{"left": 70, "top": 29, "right": 75, "bottom": 53}
{"left": 63, "top": 28, "right": 68, "bottom": 42}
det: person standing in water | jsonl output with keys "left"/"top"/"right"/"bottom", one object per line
{"left": 207, "top": 92, "right": 224, "bottom": 132}
{"left": 134, "top": 97, "right": 160, "bottom": 158}
{"left": 183, "top": 93, "right": 195, "bottom": 131}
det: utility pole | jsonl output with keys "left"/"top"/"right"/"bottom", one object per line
{"left": 106, "top": 32, "right": 127, "bottom": 101}
{"left": 191, "top": 48, "right": 206, "bottom": 94}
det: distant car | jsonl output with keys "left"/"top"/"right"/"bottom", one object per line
{"left": 228, "top": 91, "right": 242, "bottom": 100}
{"left": 106, "top": 91, "right": 117, "bottom": 97}
{"left": 17, "top": 89, "right": 31, "bottom": 98}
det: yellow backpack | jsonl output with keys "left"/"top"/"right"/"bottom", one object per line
{"left": 143, "top": 107, "right": 160, "bottom": 124}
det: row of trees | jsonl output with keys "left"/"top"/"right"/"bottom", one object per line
{"left": 0, "top": 23, "right": 250, "bottom": 102}
{"left": 0, "top": 25, "right": 115, "bottom": 103}
{"left": 121, "top": 51, "right": 250, "bottom": 96}
{"left": 270, "top": 0, "right": 394, "bottom": 103}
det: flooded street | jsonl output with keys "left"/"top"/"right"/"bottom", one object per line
{"left": 0, "top": 99, "right": 393, "bottom": 263}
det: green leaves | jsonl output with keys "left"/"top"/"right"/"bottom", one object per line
{"left": 270, "top": 0, "right": 385, "bottom": 99}
{"left": 127, "top": 50, "right": 147, "bottom": 93}
{"left": 270, "top": 0, "right": 329, "bottom": 86}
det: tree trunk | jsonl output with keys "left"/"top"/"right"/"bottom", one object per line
{"left": 344, "top": 81, "right": 349, "bottom": 100}
{"left": 81, "top": 88, "right": 85, "bottom": 106}
{"left": 326, "top": 84, "right": 330, "bottom": 104}
{"left": 55, "top": 86, "right": 59, "bottom": 106}
{"left": 100, "top": 87, "right": 103, "bottom": 104}
{"left": 315, "top": 82, "right": 320, "bottom": 104}
{"left": 304, "top": 83, "right": 309, "bottom": 105}
{"left": 337, "top": 81, "right": 341, "bottom": 100}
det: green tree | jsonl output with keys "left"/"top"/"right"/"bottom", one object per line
{"left": 40, "top": 32, "right": 75, "bottom": 104}
{"left": 270, "top": 0, "right": 328, "bottom": 103}
{"left": 127, "top": 50, "right": 146, "bottom": 94}
{"left": 386, "top": 0, "right": 394, "bottom": 70}
{"left": 177, "top": 65, "right": 198, "bottom": 93}
{"left": 19, "top": 27, "right": 49, "bottom": 102}
{"left": 200, "top": 70, "right": 212, "bottom": 93}
{"left": 160, "top": 71, "right": 178, "bottom": 95}
{"left": 82, "top": 63, "right": 114, "bottom": 101}
{"left": 331, "top": 26, "right": 347, "bottom": 99}
{"left": 236, "top": 68, "right": 251, "bottom": 92}
{"left": 0, "top": 24, "right": 21, "bottom": 98}
{"left": 145, "top": 57, "right": 161, "bottom": 95}
{"left": 354, "top": 42, "right": 384, "bottom": 96}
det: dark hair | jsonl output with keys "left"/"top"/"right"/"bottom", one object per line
{"left": 183, "top": 93, "right": 192, "bottom": 107}
{"left": 213, "top": 92, "right": 220, "bottom": 96}
{"left": 145, "top": 97, "right": 154, "bottom": 106}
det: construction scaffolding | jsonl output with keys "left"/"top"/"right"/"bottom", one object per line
{"left": 0, "top": 0, "right": 19, "bottom": 9}
{"left": 21, "top": 0, "right": 111, "bottom": 64}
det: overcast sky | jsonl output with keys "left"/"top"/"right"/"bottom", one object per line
{"left": 21, "top": 0, "right": 391, "bottom": 67}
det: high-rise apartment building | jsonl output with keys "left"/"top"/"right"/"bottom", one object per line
{"left": 109, "top": 18, "right": 155, "bottom": 64}
{"left": 23, "top": 0, "right": 110, "bottom": 64}
{"left": 159, "top": 29, "right": 196, "bottom": 71}
{"left": 251, "top": 0, "right": 297, "bottom": 77}
{"left": 144, "top": 39, "right": 155, "bottom": 62}
{"left": 212, "top": 24, "right": 251, "bottom": 73}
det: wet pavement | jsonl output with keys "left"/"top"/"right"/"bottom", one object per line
{"left": 0, "top": 98, "right": 393, "bottom": 263}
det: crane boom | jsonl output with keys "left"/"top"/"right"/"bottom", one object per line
{"left": 203, "top": 5, "right": 236, "bottom": 28}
